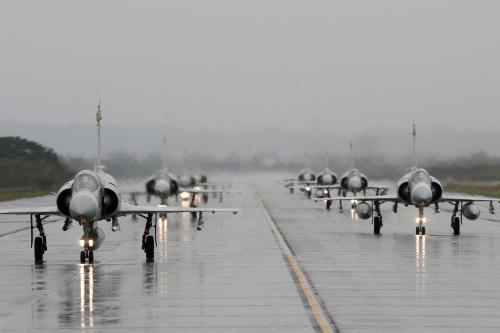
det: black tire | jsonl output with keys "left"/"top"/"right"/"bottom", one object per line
{"left": 416, "top": 226, "right": 420, "bottom": 235}
{"left": 80, "top": 251, "right": 86, "bottom": 264}
{"left": 326, "top": 201, "right": 331, "bottom": 210}
{"left": 421, "top": 226, "right": 426, "bottom": 235}
{"left": 452, "top": 217, "right": 460, "bottom": 235}
{"left": 145, "top": 235, "right": 154, "bottom": 261}
{"left": 34, "top": 237, "right": 44, "bottom": 263}
{"left": 374, "top": 217, "right": 382, "bottom": 235}
{"left": 88, "top": 250, "right": 94, "bottom": 264}
{"left": 290, "top": 188, "right": 294, "bottom": 194}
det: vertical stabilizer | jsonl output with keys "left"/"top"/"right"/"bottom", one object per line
{"left": 350, "top": 141, "right": 354, "bottom": 169}
{"left": 95, "top": 98, "right": 103, "bottom": 172}
{"left": 412, "top": 121, "right": 417, "bottom": 168}
{"left": 162, "top": 135, "right": 168, "bottom": 169}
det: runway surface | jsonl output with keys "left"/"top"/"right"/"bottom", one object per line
{"left": 1, "top": 173, "right": 500, "bottom": 332}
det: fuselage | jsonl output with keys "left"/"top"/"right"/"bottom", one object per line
{"left": 145, "top": 169, "right": 180, "bottom": 204}
{"left": 396, "top": 168, "right": 442, "bottom": 207}
{"left": 298, "top": 168, "right": 316, "bottom": 183}
{"left": 56, "top": 169, "right": 121, "bottom": 251}
{"left": 340, "top": 168, "right": 368, "bottom": 194}
{"left": 316, "top": 168, "right": 337, "bottom": 186}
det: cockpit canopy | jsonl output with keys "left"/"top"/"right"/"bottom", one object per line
{"left": 73, "top": 173, "right": 99, "bottom": 192}
{"left": 411, "top": 169, "right": 431, "bottom": 185}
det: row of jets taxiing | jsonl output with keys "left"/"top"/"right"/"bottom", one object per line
{"left": 0, "top": 101, "right": 240, "bottom": 265}
{"left": 282, "top": 125, "right": 500, "bottom": 236}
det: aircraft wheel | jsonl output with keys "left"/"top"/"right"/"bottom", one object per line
{"left": 416, "top": 226, "right": 420, "bottom": 235}
{"left": 290, "top": 188, "right": 294, "bottom": 194}
{"left": 88, "top": 251, "right": 94, "bottom": 264}
{"left": 452, "top": 217, "right": 460, "bottom": 235}
{"left": 374, "top": 217, "right": 382, "bottom": 235}
{"left": 80, "top": 251, "right": 86, "bottom": 264}
{"left": 145, "top": 235, "right": 154, "bottom": 262}
{"left": 34, "top": 237, "right": 44, "bottom": 263}
{"left": 326, "top": 201, "right": 331, "bottom": 210}
{"left": 421, "top": 226, "right": 426, "bottom": 235}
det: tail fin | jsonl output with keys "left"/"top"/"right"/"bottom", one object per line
{"left": 412, "top": 120, "right": 417, "bottom": 168}
{"left": 95, "top": 98, "right": 103, "bottom": 171}
{"left": 350, "top": 141, "right": 354, "bottom": 169}
{"left": 162, "top": 134, "right": 168, "bottom": 169}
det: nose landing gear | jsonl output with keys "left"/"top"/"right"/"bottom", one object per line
{"left": 416, "top": 207, "right": 426, "bottom": 235}
{"left": 80, "top": 249, "right": 94, "bottom": 264}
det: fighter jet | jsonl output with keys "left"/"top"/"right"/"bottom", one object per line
{"left": 317, "top": 124, "right": 498, "bottom": 235}
{"left": 0, "top": 102, "right": 239, "bottom": 264}
{"left": 281, "top": 168, "right": 317, "bottom": 195}
{"left": 291, "top": 145, "right": 387, "bottom": 209}
{"left": 135, "top": 139, "right": 238, "bottom": 206}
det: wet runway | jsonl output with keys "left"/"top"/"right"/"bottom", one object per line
{"left": 1, "top": 174, "right": 500, "bottom": 332}
{"left": 256, "top": 174, "right": 500, "bottom": 333}
{"left": 0, "top": 181, "right": 315, "bottom": 332}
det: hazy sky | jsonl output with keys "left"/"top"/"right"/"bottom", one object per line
{"left": 1, "top": 1, "right": 499, "bottom": 157}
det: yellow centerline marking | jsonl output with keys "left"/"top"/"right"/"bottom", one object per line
{"left": 257, "top": 195, "right": 336, "bottom": 333}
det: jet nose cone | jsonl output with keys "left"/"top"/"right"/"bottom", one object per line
{"left": 348, "top": 177, "right": 362, "bottom": 191}
{"left": 155, "top": 180, "right": 170, "bottom": 194}
{"left": 69, "top": 192, "right": 99, "bottom": 222}
{"left": 412, "top": 184, "right": 433, "bottom": 205}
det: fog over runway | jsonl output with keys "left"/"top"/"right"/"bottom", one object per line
{"left": 1, "top": 174, "right": 500, "bottom": 332}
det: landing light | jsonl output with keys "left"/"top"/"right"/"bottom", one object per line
{"left": 193, "top": 186, "right": 201, "bottom": 192}
{"left": 89, "top": 239, "right": 94, "bottom": 247}
{"left": 350, "top": 200, "right": 358, "bottom": 204}
{"left": 305, "top": 186, "right": 311, "bottom": 191}
{"left": 179, "top": 192, "right": 191, "bottom": 200}
{"left": 79, "top": 239, "right": 85, "bottom": 247}
{"left": 415, "top": 217, "right": 427, "bottom": 224}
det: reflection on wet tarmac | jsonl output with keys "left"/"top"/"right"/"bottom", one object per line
{"left": 415, "top": 235, "right": 427, "bottom": 293}
{"left": 31, "top": 264, "right": 47, "bottom": 320}
{"left": 79, "top": 264, "right": 94, "bottom": 328}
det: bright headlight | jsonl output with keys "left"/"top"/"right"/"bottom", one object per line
{"left": 79, "top": 239, "right": 85, "bottom": 247}
{"left": 305, "top": 186, "right": 311, "bottom": 191}
{"left": 89, "top": 239, "right": 94, "bottom": 247}
{"left": 415, "top": 217, "right": 427, "bottom": 224}
{"left": 179, "top": 192, "right": 191, "bottom": 200}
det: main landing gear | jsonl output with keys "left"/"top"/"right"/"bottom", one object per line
{"left": 324, "top": 190, "right": 332, "bottom": 210}
{"left": 373, "top": 201, "right": 383, "bottom": 235}
{"left": 31, "top": 214, "right": 48, "bottom": 264}
{"left": 451, "top": 202, "right": 461, "bottom": 235}
{"left": 141, "top": 214, "right": 156, "bottom": 262}
{"left": 338, "top": 190, "right": 346, "bottom": 213}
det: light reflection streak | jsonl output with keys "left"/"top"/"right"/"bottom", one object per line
{"left": 415, "top": 235, "right": 427, "bottom": 292}
{"left": 350, "top": 209, "right": 358, "bottom": 220}
{"left": 156, "top": 216, "right": 168, "bottom": 294}
{"left": 79, "top": 264, "right": 94, "bottom": 328}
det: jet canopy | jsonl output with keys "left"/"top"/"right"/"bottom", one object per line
{"left": 73, "top": 173, "right": 99, "bottom": 192}
{"left": 411, "top": 169, "right": 431, "bottom": 185}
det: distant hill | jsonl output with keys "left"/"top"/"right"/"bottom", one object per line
{"left": 0, "top": 136, "right": 72, "bottom": 191}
